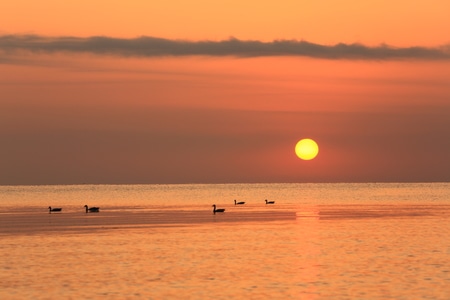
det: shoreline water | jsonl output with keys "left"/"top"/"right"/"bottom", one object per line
{"left": 1, "top": 183, "right": 449, "bottom": 299}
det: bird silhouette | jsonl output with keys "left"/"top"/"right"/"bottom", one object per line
{"left": 84, "top": 205, "right": 100, "bottom": 213}
{"left": 212, "top": 204, "right": 225, "bottom": 214}
{"left": 48, "top": 206, "right": 62, "bottom": 213}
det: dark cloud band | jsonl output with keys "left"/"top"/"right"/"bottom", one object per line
{"left": 1, "top": 34, "right": 449, "bottom": 60}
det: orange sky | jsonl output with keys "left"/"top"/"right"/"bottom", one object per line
{"left": 2, "top": 1, "right": 450, "bottom": 45}
{"left": 1, "top": 1, "right": 450, "bottom": 184}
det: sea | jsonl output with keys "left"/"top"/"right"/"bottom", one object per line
{"left": 0, "top": 183, "right": 449, "bottom": 299}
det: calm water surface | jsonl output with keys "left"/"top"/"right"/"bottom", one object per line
{"left": 0, "top": 183, "right": 449, "bottom": 299}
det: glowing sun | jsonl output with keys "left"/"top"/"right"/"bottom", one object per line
{"left": 295, "top": 139, "right": 319, "bottom": 160}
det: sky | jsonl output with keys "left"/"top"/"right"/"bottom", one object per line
{"left": 1, "top": 1, "right": 450, "bottom": 185}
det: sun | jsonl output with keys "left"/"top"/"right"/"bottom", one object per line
{"left": 295, "top": 139, "right": 319, "bottom": 160}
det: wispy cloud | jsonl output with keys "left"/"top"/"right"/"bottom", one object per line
{"left": 1, "top": 34, "right": 450, "bottom": 60}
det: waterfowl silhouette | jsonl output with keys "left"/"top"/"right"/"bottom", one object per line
{"left": 234, "top": 199, "right": 245, "bottom": 205}
{"left": 212, "top": 204, "right": 225, "bottom": 214}
{"left": 265, "top": 199, "right": 275, "bottom": 204}
{"left": 84, "top": 205, "right": 100, "bottom": 213}
{"left": 48, "top": 206, "right": 62, "bottom": 213}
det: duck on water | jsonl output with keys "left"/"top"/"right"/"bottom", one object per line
{"left": 212, "top": 204, "right": 225, "bottom": 214}
{"left": 48, "top": 206, "right": 62, "bottom": 213}
{"left": 234, "top": 200, "right": 245, "bottom": 205}
{"left": 84, "top": 205, "right": 100, "bottom": 213}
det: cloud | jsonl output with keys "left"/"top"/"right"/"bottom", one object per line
{"left": 1, "top": 34, "right": 450, "bottom": 60}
